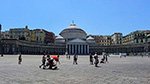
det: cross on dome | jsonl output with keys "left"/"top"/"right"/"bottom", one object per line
{"left": 70, "top": 20, "right": 76, "bottom": 26}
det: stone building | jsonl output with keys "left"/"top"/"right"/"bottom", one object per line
{"left": 91, "top": 35, "right": 111, "bottom": 46}
{"left": 9, "top": 26, "right": 30, "bottom": 41}
{"left": 123, "top": 30, "right": 150, "bottom": 44}
{"left": 0, "top": 38, "right": 149, "bottom": 55}
{"left": 30, "top": 29, "right": 45, "bottom": 43}
{"left": 0, "top": 24, "right": 9, "bottom": 39}
{"left": 43, "top": 30, "right": 55, "bottom": 44}
{"left": 0, "top": 23, "right": 150, "bottom": 55}
{"left": 60, "top": 23, "right": 87, "bottom": 42}
{"left": 59, "top": 22, "right": 89, "bottom": 55}
{"left": 111, "top": 33, "right": 122, "bottom": 45}
{"left": 86, "top": 36, "right": 96, "bottom": 44}
{"left": 55, "top": 36, "right": 65, "bottom": 43}
{"left": 1, "top": 31, "right": 10, "bottom": 39}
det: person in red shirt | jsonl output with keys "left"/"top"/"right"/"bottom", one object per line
{"left": 51, "top": 55, "right": 61, "bottom": 65}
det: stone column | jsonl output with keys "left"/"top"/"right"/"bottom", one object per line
{"left": 83, "top": 45, "right": 85, "bottom": 54}
{"left": 74, "top": 45, "right": 76, "bottom": 54}
{"left": 84, "top": 45, "right": 87, "bottom": 54}
{"left": 77, "top": 45, "right": 79, "bottom": 54}
{"left": 72, "top": 44, "right": 74, "bottom": 54}
{"left": 87, "top": 45, "right": 89, "bottom": 54}
{"left": 69, "top": 45, "right": 71, "bottom": 55}
{"left": 70, "top": 45, "right": 72, "bottom": 54}
{"left": 81, "top": 45, "right": 84, "bottom": 54}
{"left": 67, "top": 45, "right": 69, "bottom": 54}
{"left": 83, "top": 45, "right": 85, "bottom": 55}
{"left": 80, "top": 45, "right": 82, "bottom": 54}
{"left": 78, "top": 45, "right": 81, "bottom": 55}
{"left": 74, "top": 44, "right": 76, "bottom": 54}
{"left": 75, "top": 45, "right": 77, "bottom": 54}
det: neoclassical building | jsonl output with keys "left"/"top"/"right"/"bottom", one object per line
{"left": 57, "top": 22, "right": 94, "bottom": 55}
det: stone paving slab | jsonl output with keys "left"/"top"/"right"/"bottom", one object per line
{"left": 0, "top": 55, "right": 150, "bottom": 84}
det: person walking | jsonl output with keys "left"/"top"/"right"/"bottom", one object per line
{"left": 1, "top": 53, "right": 3, "bottom": 57}
{"left": 39, "top": 54, "right": 46, "bottom": 69}
{"left": 18, "top": 53, "right": 22, "bottom": 64}
{"left": 89, "top": 53, "right": 93, "bottom": 65}
{"left": 94, "top": 52, "right": 99, "bottom": 67}
{"left": 100, "top": 54, "right": 105, "bottom": 63}
{"left": 105, "top": 53, "right": 109, "bottom": 63}
{"left": 68, "top": 55, "right": 70, "bottom": 60}
{"left": 73, "top": 54, "right": 78, "bottom": 65}
{"left": 65, "top": 52, "right": 68, "bottom": 58}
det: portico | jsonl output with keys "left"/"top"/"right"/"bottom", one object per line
{"left": 67, "top": 38, "right": 89, "bottom": 55}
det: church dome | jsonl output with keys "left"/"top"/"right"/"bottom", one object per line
{"left": 56, "top": 35, "right": 64, "bottom": 40}
{"left": 87, "top": 36, "right": 94, "bottom": 40}
{"left": 55, "top": 35, "right": 65, "bottom": 43}
{"left": 59, "top": 22, "right": 87, "bottom": 41}
{"left": 86, "top": 36, "right": 95, "bottom": 44}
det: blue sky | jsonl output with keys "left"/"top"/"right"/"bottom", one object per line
{"left": 0, "top": 0, "right": 150, "bottom": 36}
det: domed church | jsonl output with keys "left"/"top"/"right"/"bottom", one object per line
{"left": 60, "top": 22, "right": 87, "bottom": 41}
{"left": 56, "top": 22, "right": 95, "bottom": 55}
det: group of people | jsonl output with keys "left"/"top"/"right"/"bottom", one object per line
{"left": 16, "top": 52, "right": 116, "bottom": 70}
{"left": 67, "top": 52, "right": 109, "bottom": 67}
{"left": 65, "top": 53, "right": 78, "bottom": 64}
{"left": 1, "top": 51, "right": 149, "bottom": 70}
{"left": 65, "top": 52, "right": 71, "bottom": 60}
{"left": 39, "top": 54, "right": 60, "bottom": 70}
{"left": 90, "top": 52, "right": 109, "bottom": 67}
{"left": 4, "top": 51, "right": 109, "bottom": 68}
{"left": 17, "top": 53, "right": 59, "bottom": 70}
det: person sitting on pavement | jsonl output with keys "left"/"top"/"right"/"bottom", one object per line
{"left": 44, "top": 55, "right": 57, "bottom": 70}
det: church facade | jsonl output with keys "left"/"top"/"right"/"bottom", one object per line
{"left": 57, "top": 22, "right": 92, "bottom": 55}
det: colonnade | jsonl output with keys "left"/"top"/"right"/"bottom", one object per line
{"left": 67, "top": 44, "right": 89, "bottom": 55}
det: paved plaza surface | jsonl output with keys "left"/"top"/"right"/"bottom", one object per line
{"left": 0, "top": 55, "right": 150, "bottom": 84}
